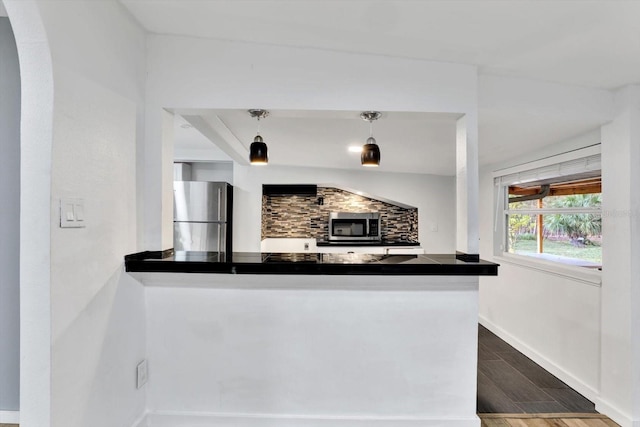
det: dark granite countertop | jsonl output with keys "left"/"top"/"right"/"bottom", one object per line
{"left": 315, "top": 239, "right": 421, "bottom": 247}
{"left": 125, "top": 250, "right": 498, "bottom": 276}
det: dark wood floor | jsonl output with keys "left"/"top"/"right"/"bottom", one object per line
{"left": 478, "top": 324, "right": 597, "bottom": 414}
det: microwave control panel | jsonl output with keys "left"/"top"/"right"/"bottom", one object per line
{"left": 368, "top": 220, "right": 379, "bottom": 237}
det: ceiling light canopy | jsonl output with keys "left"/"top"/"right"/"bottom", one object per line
{"left": 248, "top": 109, "right": 269, "bottom": 165}
{"left": 360, "top": 111, "right": 381, "bottom": 167}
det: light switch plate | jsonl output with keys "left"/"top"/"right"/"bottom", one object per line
{"left": 60, "top": 198, "right": 86, "bottom": 228}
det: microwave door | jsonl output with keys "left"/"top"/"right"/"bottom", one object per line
{"left": 333, "top": 223, "right": 351, "bottom": 236}
{"left": 332, "top": 220, "right": 367, "bottom": 238}
{"left": 351, "top": 223, "right": 365, "bottom": 237}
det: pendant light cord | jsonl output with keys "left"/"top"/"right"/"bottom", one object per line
{"left": 256, "top": 116, "right": 261, "bottom": 136}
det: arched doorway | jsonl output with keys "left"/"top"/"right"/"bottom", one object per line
{"left": 0, "top": 10, "right": 21, "bottom": 425}
{"left": 2, "top": 1, "right": 54, "bottom": 426}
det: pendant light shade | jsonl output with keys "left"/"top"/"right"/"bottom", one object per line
{"left": 248, "top": 109, "right": 269, "bottom": 165}
{"left": 250, "top": 134, "right": 268, "bottom": 164}
{"left": 360, "top": 111, "right": 381, "bottom": 167}
{"left": 361, "top": 136, "right": 381, "bottom": 167}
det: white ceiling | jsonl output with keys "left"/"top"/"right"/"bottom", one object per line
{"left": 121, "top": 0, "right": 640, "bottom": 174}
{"left": 173, "top": 115, "right": 233, "bottom": 161}
{"left": 121, "top": 0, "right": 640, "bottom": 90}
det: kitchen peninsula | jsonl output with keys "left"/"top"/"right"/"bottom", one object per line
{"left": 125, "top": 250, "right": 497, "bottom": 427}
{"left": 126, "top": 250, "right": 496, "bottom": 275}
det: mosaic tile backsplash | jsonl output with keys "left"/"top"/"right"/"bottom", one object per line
{"left": 262, "top": 187, "right": 418, "bottom": 241}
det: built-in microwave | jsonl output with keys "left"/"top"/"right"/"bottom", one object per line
{"left": 328, "top": 212, "right": 381, "bottom": 241}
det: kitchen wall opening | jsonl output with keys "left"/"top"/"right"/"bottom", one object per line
{"left": 261, "top": 185, "right": 418, "bottom": 243}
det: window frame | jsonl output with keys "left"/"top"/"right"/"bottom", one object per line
{"left": 492, "top": 145, "right": 602, "bottom": 286}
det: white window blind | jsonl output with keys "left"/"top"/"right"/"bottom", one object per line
{"left": 493, "top": 145, "right": 601, "bottom": 187}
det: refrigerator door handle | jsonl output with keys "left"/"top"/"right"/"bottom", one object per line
{"left": 218, "top": 223, "right": 222, "bottom": 253}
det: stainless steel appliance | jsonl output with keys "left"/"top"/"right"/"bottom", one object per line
{"left": 328, "top": 212, "right": 381, "bottom": 242}
{"left": 173, "top": 181, "right": 233, "bottom": 252}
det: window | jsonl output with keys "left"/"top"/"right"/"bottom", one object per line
{"left": 506, "top": 180, "right": 601, "bottom": 268}
{"left": 494, "top": 146, "right": 602, "bottom": 272}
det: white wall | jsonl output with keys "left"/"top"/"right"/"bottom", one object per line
{"left": 11, "top": 2, "right": 148, "bottom": 426}
{"left": 478, "top": 130, "right": 605, "bottom": 402}
{"left": 232, "top": 164, "right": 455, "bottom": 253}
{"left": 144, "top": 34, "right": 478, "bottom": 251}
{"left": 142, "top": 274, "right": 479, "bottom": 427}
{"left": 599, "top": 85, "right": 640, "bottom": 426}
{"left": 0, "top": 15, "right": 20, "bottom": 415}
{"left": 174, "top": 146, "right": 233, "bottom": 163}
{"left": 191, "top": 161, "right": 234, "bottom": 183}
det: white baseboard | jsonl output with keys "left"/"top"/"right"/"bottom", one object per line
{"left": 478, "top": 316, "right": 599, "bottom": 405}
{"left": 0, "top": 410, "right": 20, "bottom": 423}
{"left": 594, "top": 397, "right": 636, "bottom": 427}
{"left": 144, "top": 412, "right": 480, "bottom": 427}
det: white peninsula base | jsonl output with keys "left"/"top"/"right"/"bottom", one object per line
{"left": 132, "top": 274, "right": 480, "bottom": 427}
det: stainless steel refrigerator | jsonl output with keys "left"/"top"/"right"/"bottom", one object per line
{"left": 173, "top": 181, "right": 233, "bottom": 253}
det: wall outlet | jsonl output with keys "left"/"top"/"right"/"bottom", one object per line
{"left": 136, "top": 359, "right": 148, "bottom": 389}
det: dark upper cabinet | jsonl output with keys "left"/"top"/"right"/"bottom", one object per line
{"left": 262, "top": 184, "right": 318, "bottom": 196}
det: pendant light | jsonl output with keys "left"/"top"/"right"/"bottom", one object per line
{"left": 248, "top": 109, "right": 269, "bottom": 165}
{"left": 360, "top": 111, "right": 381, "bottom": 167}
